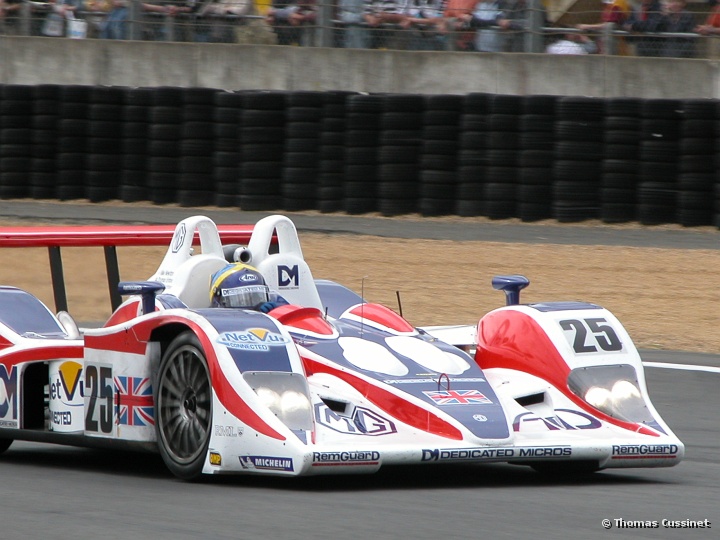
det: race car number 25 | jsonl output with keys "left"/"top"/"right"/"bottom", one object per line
{"left": 559, "top": 318, "right": 622, "bottom": 354}
{"left": 84, "top": 364, "right": 114, "bottom": 435}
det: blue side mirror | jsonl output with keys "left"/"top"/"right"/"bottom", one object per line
{"left": 491, "top": 275, "right": 530, "bottom": 306}
{"left": 118, "top": 281, "right": 166, "bottom": 315}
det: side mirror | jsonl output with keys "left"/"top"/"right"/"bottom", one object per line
{"left": 118, "top": 281, "right": 166, "bottom": 315}
{"left": 491, "top": 275, "right": 530, "bottom": 306}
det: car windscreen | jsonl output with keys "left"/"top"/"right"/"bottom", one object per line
{"left": 0, "top": 288, "right": 66, "bottom": 338}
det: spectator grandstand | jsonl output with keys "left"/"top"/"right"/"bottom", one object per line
{"left": 2, "top": 0, "right": 719, "bottom": 57}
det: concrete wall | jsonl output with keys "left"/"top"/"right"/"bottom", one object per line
{"left": 2, "top": 36, "right": 720, "bottom": 98}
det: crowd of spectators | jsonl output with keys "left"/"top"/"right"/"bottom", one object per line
{"left": 1, "top": 0, "right": 720, "bottom": 58}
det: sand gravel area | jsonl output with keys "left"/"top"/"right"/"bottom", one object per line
{"left": 0, "top": 208, "right": 717, "bottom": 354}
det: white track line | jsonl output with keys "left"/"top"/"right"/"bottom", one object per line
{"left": 643, "top": 362, "right": 720, "bottom": 374}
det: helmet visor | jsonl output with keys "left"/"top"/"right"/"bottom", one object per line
{"left": 220, "top": 285, "right": 270, "bottom": 309}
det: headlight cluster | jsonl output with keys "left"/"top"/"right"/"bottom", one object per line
{"left": 568, "top": 365, "right": 653, "bottom": 424}
{"left": 244, "top": 372, "right": 314, "bottom": 431}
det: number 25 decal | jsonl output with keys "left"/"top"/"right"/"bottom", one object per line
{"left": 559, "top": 318, "right": 622, "bottom": 354}
{"left": 85, "top": 364, "right": 114, "bottom": 434}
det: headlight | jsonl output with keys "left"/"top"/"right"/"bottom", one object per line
{"left": 244, "top": 372, "right": 314, "bottom": 431}
{"left": 569, "top": 365, "right": 653, "bottom": 424}
{"left": 585, "top": 386, "right": 613, "bottom": 411}
{"left": 612, "top": 379, "right": 641, "bottom": 400}
{"left": 255, "top": 387, "right": 281, "bottom": 410}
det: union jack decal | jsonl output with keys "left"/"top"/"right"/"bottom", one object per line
{"left": 423, "top": 390, "right": 492, "bottom": 406}
{"left": 115, "top": 376, "right": 154, "bottom": 426}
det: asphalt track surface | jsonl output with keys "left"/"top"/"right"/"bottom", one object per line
{"left": 0, "top": 202, "right": 718, "bottom": 540}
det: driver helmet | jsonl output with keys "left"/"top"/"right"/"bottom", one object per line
{"left": 209, "top": 263, "right": 270, "bottom": 309}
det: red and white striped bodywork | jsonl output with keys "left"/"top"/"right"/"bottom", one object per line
{"left": 0, "top": 215, "right": 684, "bottom": 478}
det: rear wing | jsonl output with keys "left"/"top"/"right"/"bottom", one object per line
{"left": 0, "top": 224, "right": 258, "bottom": 313}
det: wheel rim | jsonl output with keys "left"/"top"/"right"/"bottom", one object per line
{"left": 157, "top": 345, "right": 212, "bottom": 465}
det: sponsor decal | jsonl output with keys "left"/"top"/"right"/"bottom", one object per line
{"left": 517, "top": 447, "right": 573, "bottom": 458}
{"left": 312, "top": 451, "right": 380, "bottom": 466}
{"left": 114, "top": 376, "right": 154, "bottom": 426}
{"left": 217, "top": 329, "right": 290, "bottom": 351}
{"left": 473, "top": 414, "right": 488, "bottom": 422}
{"left": 315, "top": 403, "right": 397, "bottom": 436}
{"left": 51, "top": 411, "right": 73, "bottom": 426}
{"left": 513, "top": 409, "right": 603, "bottom": 432}
{"left": 423, "top": 389, "right": 492, "bottom": 405}
{"left": 383, "top": 377, "right": 486, "bottom": 385}
{"left": 121, "top": 284, "right": 143, "bottom": 292}
{"left": 611, "top": 444, "right": 679, "bottom": 459}
{"left": 0, "top": 365, "right": 17, "bottom": 421}
{"left": 171, "top": 223, "right": 186, "bottom": 253}
{"left": 278, "top": 265, "right": 299, "bottom": 289}
{"left": 209, "top": 452, "right": 222, "bottom": 466}
{"left": 421, "top": 446, "right": 572, "bottom": 462}
{"left": 49, "top": 361, "right": 85, "bottom": 432}
{"left": 239, "top": 455, "right": 294, "bottom": 472}
{"left": 51, "top": 361, "right": 83, "bottom": 402}
{"left": 214, "top": 424, "right": 243, "bottom": 437}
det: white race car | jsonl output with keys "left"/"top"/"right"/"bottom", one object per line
{"left": 0, "top": 214, "right": 683, "bottom": 479}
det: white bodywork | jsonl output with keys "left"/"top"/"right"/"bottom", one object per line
{"left": 0, "top": 215, "right": 685, "bottom": 479}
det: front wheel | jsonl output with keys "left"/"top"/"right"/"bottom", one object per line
{"left": 156, "top": 331, "right": 213, "bottom": 480}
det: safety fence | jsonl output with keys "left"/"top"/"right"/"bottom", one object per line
{"left": 3, "top": 0, "right": 720, "bottom": 58}
{"left": 0, "top": 83, "right": 718, "bottom": 228}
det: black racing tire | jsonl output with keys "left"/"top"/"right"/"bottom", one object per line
{"left": 156, "top": 331, "right": 212, "bottom": 481}
{"left": 0, "top": 438, "right": 12, "bottom": 454}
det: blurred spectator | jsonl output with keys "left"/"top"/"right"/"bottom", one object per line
{"left": 0, "top": 0, "right": 23, "bottom": 35}
{"left": 99, "top": 0, "right": 186, "bottom": 40}
{"left": 577, "top": 0, "right": 631, "bottom": 54}
{"left": 455, "top": 0, "right": 511, "bottom": 52}
{"left": 85, "top": 0, "right": 112, "bottom": 38}
{"left": 501, "top": 0, "right": 543, "bottom": 52}
{"left": 40, "top": 0, "right": 65, "bottom": 37}
{"left": 58, "top": 0, "right": 83, "bottom": 16}
{"left": 99, "top": 0, "right": 129, "bottom": 38}
{"left": 624, "top": 0, "right": 664, "bottom": 56}
{"left": 546, "top": 31, "right": 598, "bottom": 54}
{"left": 363, "top": 0, "right": 409, "bottom": 48}
{"left": 658, "top": 0, "right": 695, "bottom": 57}
{"left": 266, "top": 0, "right": 316, "bottom": 45}
{"left": 695, "top": 0, "right": 720, "bottom": 35}
{"left": 195, "top": 0, "right": 252, "bottom": 42}
{"left": 41, "top": 0, "right": 83, "bottom": 37}
{"left": 437, "top": 0, "right": 476, "bottom": 50}
{"left": 338, "top": 0, "right": 372, "bottom": 48}
{"left": 402, "top": 0, "right": 447, "bottom": 50}
{"left": 364, "top": 0, "right": 407, "bottom": 27}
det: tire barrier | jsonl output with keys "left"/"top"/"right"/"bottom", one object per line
{"left": 0, "top": 84, "right": 718, "bottom": 229}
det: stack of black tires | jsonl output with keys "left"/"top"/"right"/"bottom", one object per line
{"left": 0, "top": 84, "right": 718, "bottom": 230}
{"left": 552, "top": 96, "right": 605, "bottom": 223}
{"left": 343, "top": 94, "right": 384, "bottom": 215}
{"left": 238, "top": 90, "right": 287, "bottom": 211}
{"left": 601, "top": 98, "right": 641, "bottom": 224}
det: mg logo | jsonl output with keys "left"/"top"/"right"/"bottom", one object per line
{"left": 315, "top": 403, "right": 397, "bottom": 436}
{"left": 0, "top": 365, "right": 18, "bottom": 420}
{"left": 172, "top": 223, "right": 187, "bottom": 253}
{"left": 278, "top": 265, "right": 299, "bottom": 288}
{"left": 513, "top": 409, "right": 602, "bottom": 432}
